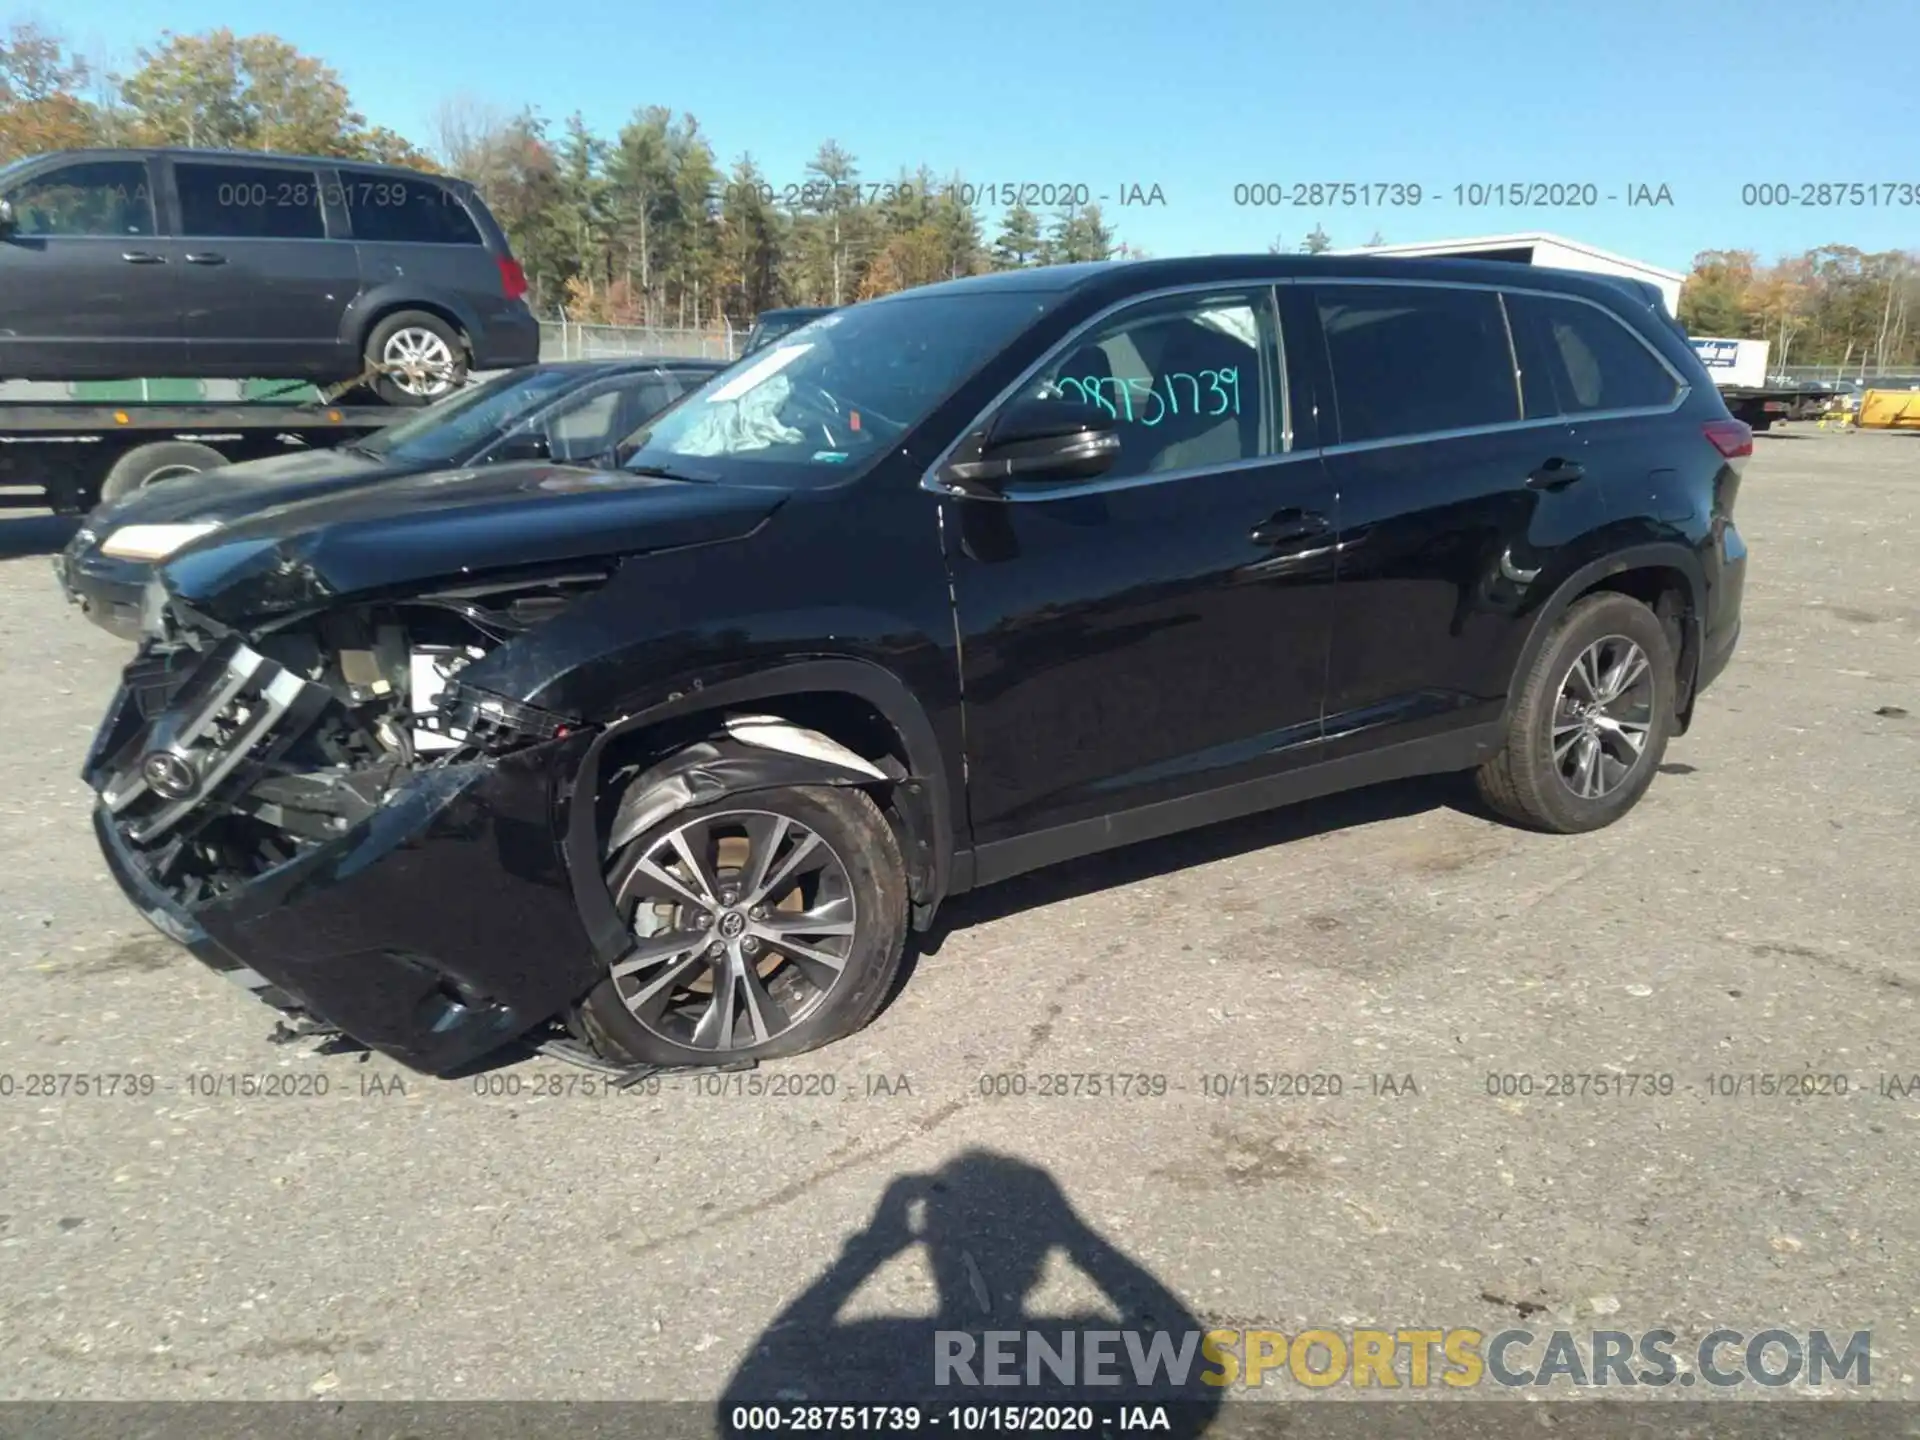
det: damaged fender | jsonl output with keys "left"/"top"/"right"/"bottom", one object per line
{"left": 604, "top": 714, "right": 893, "bottom": 855}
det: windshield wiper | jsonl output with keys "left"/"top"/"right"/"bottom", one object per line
{"left": 624, "top": 461, "right": 719, "bottom": 483}
{"left": 343, "top": 443, "right": 387, "bottom": 460}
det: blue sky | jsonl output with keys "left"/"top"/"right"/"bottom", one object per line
{"left": 42, "top": 0, "right": 1920, "bottom": 273}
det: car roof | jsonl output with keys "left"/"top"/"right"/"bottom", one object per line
{"left": 28, "top": 146, "right": 464, "bottom": 184}
{"left": 871, "top": 253, "right": 1665, "bottom": 311}
{"left": 755, "top": 307, "right": 837, "bottom": 320}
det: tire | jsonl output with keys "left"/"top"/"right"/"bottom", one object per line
{"left": 1475, "top": 591, "right": 1675, "bottom": 834}
{"left": 363, "top": 310, "right": 468, "bottom": 407}
{"left": 99, "top": 440, "right": 229, "bottom": 505}
{"left": 576, "top": 784, "right": 909, "bottom": 1067}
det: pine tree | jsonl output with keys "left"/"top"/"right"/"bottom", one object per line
{"left": 992, "top": 202, "right": 1043, "bottom": 269}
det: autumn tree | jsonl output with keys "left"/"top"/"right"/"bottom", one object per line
{"left": 1678, "top": 249, "right": 1758, "bottom": 336}
{"left": 0, "top": 22, "right": 96, "bottom": 160}
{"left": 1748, "top": 258, "right": 1811, "bottom": 368}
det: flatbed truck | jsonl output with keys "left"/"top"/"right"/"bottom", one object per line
{"left": 0, "top": 387, "right": 408, "bottom": 515}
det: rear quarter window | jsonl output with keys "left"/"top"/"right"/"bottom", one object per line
{"left": 340, "top": 170, "right": 483, "bottom": 245}
{"left": 1506, "top": 292, "right": 1681, "bottom": 416}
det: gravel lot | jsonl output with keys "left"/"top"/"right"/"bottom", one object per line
{"left": 0, "top": 429, "right": 1916, "bottom": 1415}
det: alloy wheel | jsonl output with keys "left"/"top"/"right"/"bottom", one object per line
{"left": 606, "top": 809, "right": 858, "bottom": 1052}
{"left": 1552, "top": 634, "right": 1655, "bottom": 800}
{"left": 379, "top": 327, "right": 458, "bottom": 397}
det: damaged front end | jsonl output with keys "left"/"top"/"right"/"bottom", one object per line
{"left": 83, "top": 571, "right": 609, "bottom": 1075}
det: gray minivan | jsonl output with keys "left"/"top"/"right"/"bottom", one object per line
{"left": 0, "top": 147, "right": 540, "bottom": 405}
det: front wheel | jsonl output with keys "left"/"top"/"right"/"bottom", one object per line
{"left": 575, "top": 785, "right": 908, "bottom": 1067}
{"left": 1475, "top": 592, "right": 1675, "bottom": 833}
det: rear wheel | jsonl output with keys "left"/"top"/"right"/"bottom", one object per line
{"left": 363, "top": 310, "right": 467, "bottom": 407}
{"left": 576, "top": 785, "right": 908, "bottom": 1067}
{"left": 1475, "top": 592, "right": 1675, "bottom": 833}
{"left": 99, "top": 440, "right": 229, "bottom": 505}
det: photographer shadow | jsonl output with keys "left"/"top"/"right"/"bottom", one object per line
{"left": 719, "top": 1150, "right": 1222, "bottom": 1435}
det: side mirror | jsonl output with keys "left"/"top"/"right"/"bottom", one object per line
{"left": 492, "top": 429, "right": 549, "bottom": 463}
{"left": 941, "top": 398, "right": 1120, "bottom": 493}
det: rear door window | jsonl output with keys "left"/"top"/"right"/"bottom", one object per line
{"left": 1505, "top": 292, "right": 1683, "bottom": 415}
{"left": 1315, "top": 284, "right": 1519, "bottom": 444}
{"left": 339, "top": 170, "right": 483, "bottom": 245}
{"left": 175, "top": 161, "right": 326, "bottom": 239}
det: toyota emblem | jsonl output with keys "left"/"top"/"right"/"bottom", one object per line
{"left": 141, "top": 751, "right": 198, "bottom": 800}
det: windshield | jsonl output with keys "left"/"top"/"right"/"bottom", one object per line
{"left": 629, "top": 291, "right": 1055, "bottom": 482}
{"left": 360, "top": 367, "right": 581, "bottom": 465}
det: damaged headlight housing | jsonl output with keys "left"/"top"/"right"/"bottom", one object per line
{"left": 429, "top": 680, "right": 578, "bottom": 754}
{"left": 102, "top": 521, "right": 223, "bottom": 561}
{"left": 139, "top": 575, "right": 171, "bottom": 639}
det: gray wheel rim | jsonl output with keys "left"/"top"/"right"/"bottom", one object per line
{"left": 1553, "top": 634, "right": 1655, "bottom": 800}
{"left": 380, "top": 327, "right": 457, "bottom": 397}
{"left": 606, "top": 809, "right": 858, "bottom": 1051}
{"left": 139, "top": 464, "right": 202, "bottom": 487}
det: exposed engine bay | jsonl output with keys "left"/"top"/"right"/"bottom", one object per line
{"left": 93, "top": 573, "right": 600, "bottom": 912}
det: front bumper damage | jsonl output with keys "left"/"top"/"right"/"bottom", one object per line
{"left": 83, "top": 633, "right": 605, "bottom": 1075}
{"left": 54, "top": 533, "right": 151, "bottom": 642}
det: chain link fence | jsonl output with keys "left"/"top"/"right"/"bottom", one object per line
{"left": 539, "top": 322, "right": 741, "bottom": 364}
{"left": 1775, "top": 363, "right": 1920, "bottom": 385}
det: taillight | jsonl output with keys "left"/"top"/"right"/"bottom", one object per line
{"left": 497, "top": 257, "right": 528, "bottom": 301}
{"left": 1703, "top": 418, "right": 1752, "bottom": 459}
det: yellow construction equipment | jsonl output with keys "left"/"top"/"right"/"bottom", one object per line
{"left": 1858, "top": 389, "right": 1920, "bottom": 430}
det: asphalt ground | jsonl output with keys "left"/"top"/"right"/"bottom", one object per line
{"left": 0, "top": 427, "right": 1915, "bottom": 1427}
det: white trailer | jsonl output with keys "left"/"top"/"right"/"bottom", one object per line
{"left": 1335, "top": 232, "right": 1686, "bottom": 316}
{"left": 1689, "top": 337, "right": 1770, "bottom": 389}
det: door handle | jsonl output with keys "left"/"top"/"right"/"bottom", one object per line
{"left": 1250, "top": 508, "right": 1332, "bottom": 546}
{"left": 121, "top": 251, "right": 165, "bottom": 264}
{"left": 1527, "top": 458, "right": 1585, "bottom": 491}
{"left": 184, "top": 252, "right": 226, "bottom": 265}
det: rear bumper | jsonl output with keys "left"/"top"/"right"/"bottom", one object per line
{"left": 84, "top": 639, "right": 605, "bottom": 1074}
{"left": 1698, "top": 521, "right": 1747, "bottom": 697}
{"left": 470, "top": 306, "right": 541, "bottom": 369}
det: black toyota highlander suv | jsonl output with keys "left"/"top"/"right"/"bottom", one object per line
{"left": 0, "top": 146, "right": 539, "bottom": 405}
{"left": 81, "top": 254, "right": 1749, "bottom": 1078}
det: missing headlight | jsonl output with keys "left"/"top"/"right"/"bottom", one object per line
{"left": 430, "top": 682, "right": 575, "bottom": 753}
{"left": 408, "top": 644, "right": 489, "bottom": 753}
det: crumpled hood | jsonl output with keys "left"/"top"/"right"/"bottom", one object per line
{"left": 155, "top": 460, "right": 788, "bottom": 626}
{"left": 92, "top": 445, "right": 406, "bottom": 527}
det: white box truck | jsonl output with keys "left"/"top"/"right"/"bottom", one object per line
{"left": 1686, "top": 336, "right": 1827, "bottom": 429}
{"left": 1689, "top": 337, "right": 1769, "bottom": 389}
